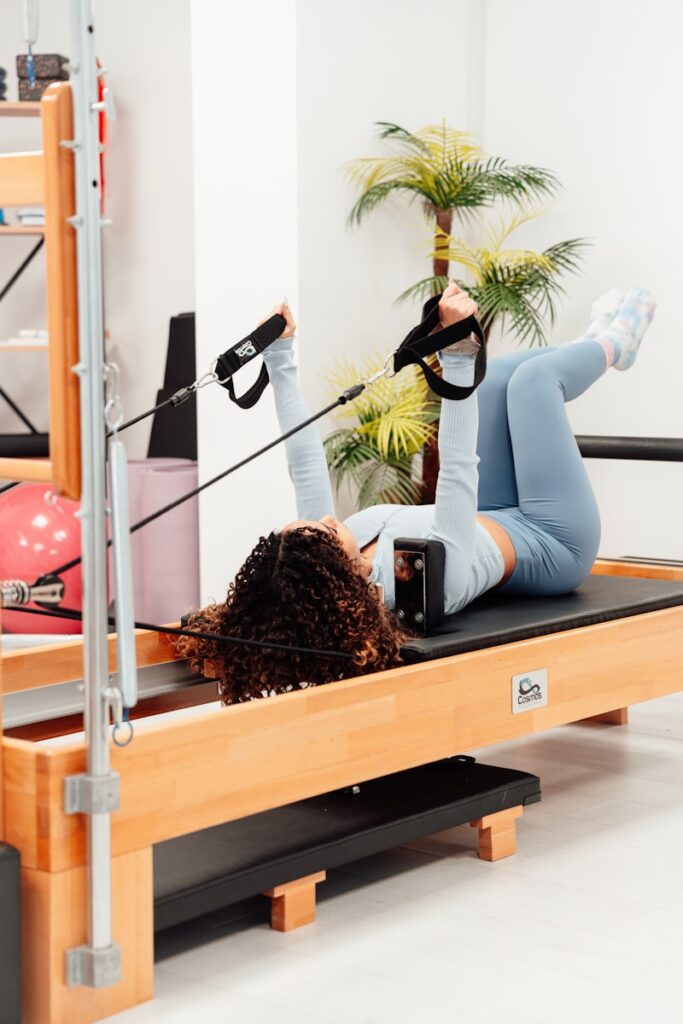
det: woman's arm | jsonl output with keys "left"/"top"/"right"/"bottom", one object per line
{"left": 261, "top": 304, "right": 335, "bottom": 520}
{"left": 427, "top": 285, "right": 481, "bottom": 611}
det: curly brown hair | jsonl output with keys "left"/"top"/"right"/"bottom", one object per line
{"left": 175, "top": 527, "right": 407, "bottom": 703}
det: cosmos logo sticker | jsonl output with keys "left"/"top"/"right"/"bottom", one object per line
{"left": 512, "top": 669, "right": 548, "bottom": 713}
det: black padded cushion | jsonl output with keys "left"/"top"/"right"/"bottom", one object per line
{"left": 400, "top": 574, "right": 683, "bottom": 664}
{"left": 153, "top": 759, "right": 540, "bottom": 932}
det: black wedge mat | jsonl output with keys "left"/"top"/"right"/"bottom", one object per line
{"left": 400, "top": 574, "right": 683, "bottom": 664}
{"left": 153, "top": 758, "right": 541, "bottom": 933}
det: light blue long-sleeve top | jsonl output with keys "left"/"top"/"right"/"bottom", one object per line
{"left": 263, "top": 338, "right": 504, "bottom": 615}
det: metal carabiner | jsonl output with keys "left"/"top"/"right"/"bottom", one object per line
{"left": 103, "top": 362, "right": 124, "bottom": 433}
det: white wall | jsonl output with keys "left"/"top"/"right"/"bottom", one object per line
{"left": 191, "top": 0, "right": 299, "bottom": 603}
{"left": 297, "top": 0, "right": 476, "bottom": 409}
{"left": 482, "top": 0, "right": 682, "bottom": 559}
{"left": 0, "top": 0, "right": 194, "bottom": 458}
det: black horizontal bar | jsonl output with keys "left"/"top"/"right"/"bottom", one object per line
{"left": 576, "top": 435, "right": 683, "bottom": 463}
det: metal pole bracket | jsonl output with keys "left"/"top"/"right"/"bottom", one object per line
{"left": 64, "top": 772, "right": 121, "bottom": 815}
{"left": 65, "top": 943, "right": 121, "bottom": 988}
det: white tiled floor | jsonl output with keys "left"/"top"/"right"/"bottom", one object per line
{"left": 104, "top": 693, "right": 683, "bottom": 1023}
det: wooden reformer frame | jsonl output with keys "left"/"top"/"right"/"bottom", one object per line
{"left": 1, "top": 558, "right": 682, "bottom": 1022}
{"left": 0, "top": 82, "right": 81, "bottom": 498}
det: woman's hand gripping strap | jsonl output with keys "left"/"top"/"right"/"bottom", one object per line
{"left": 392, "top": 293, "right": 487, "bottom": 400}
{"left": 215, "top": 312, "right": 287, "bottom": 409}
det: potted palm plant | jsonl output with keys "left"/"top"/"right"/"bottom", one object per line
{"left": 324, "top": 357, "right": 439, "bottom": 509}
{"left": 339, "top": 121, "right": 588, "bottom": 501}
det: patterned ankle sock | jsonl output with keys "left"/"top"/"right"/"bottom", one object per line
{"left": 596, "top": 288, "right": 657, "bottom": 371}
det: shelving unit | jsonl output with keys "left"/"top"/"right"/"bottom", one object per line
{"left": 0, "top": 83, "right": 80, "bottom": 496}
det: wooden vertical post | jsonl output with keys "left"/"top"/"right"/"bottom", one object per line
{"left": 21, "top": 848, "right": 154, "bottom": 1024}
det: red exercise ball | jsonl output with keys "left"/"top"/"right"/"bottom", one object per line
{"left": 0, "top": 483, "right": 83, "bottom": 634}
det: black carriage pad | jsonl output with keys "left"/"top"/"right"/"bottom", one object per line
{"left": 400, "top": 574, "right": 683, "bottom": 664}
{"left": 153, "top": 758, "right": 540, "bottom": 933}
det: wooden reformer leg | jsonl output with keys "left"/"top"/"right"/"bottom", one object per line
{"left": 21, "top": 848, "right": 153, "bottom": 1024}
{"left": 263, "top": 871, "right": 326, "bottom": 932}
{"left": 470, "top": 806, "right": 523, "bottom": 862}
{"left": 580, "top": 707, "right": 629, "bottom": 726}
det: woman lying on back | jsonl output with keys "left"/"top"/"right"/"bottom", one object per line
{"left": 177, "top": 285, "right": 656, "bottom": 702}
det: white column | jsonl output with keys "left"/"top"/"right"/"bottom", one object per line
{"left": 190, "top": 0, "right": 299, "bottom": 602}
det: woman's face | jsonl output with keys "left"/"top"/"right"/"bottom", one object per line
{"left": 282, "top": 514, "right": 362, "bottom": 564}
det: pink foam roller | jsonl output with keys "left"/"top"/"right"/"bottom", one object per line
{"left": 130, "top": 459, "right": 200, "bottom": 624}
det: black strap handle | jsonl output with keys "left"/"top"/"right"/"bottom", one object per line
{"left": 393, "top": 293, "right": 487, "bottom": 400}
{"left": 215, "top": 313, "right": 286, "bottom": 408}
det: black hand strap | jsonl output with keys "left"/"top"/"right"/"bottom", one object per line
{"left": 393, "top": 293, "right": 487, "bottom": 400}
{"left": 216, "top": 313, "right": 286, "bottom": 408}
{"left": 224, "top": 363, "right": 271, "bottom": 410}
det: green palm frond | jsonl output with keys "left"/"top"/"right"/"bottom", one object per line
{"left": 323, "top": 354, "right": 440, "bottom": 507}
{"left": 419, "top": 213, "right": 588, "bottom": 345}
{"left": 346, "top": 121, "right": 559, "bottom": 227}
{"left": 356, "top": 453, "right": 421, "bottom": 508}
{"left": 396, "top": 275, "right": 450, "bottom": 304}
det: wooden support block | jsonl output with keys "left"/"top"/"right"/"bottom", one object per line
{"left": 21, "top": 847, "right": 153, "bottom": 1024}
{"left": 579, "top": 707, "right": 629, "bottom": 726}
{"left": 263, "top": 871, "right": 326, "bottom": 932}
{"left": 470, "top": 806, "right": 523, "bottom": 862}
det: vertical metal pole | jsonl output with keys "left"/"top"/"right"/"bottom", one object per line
{"left": 64, "top": 0, "right": 121, "bottom": 985}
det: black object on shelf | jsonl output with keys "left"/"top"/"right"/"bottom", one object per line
{"left": 0, "top": 843, "right": 21, "bottom": 1024}
{"left": 148, "top": 313, "right": 197, "bottom": 461}
{"left": 153, "top": 758, "right": 541, "bottom": 932}
{"left": 0, "top": 433, "right": 49, "bottom": 458}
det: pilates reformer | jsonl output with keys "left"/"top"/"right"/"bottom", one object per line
{"left": 0, "top": 7, "right": 682, "bottom": 1023}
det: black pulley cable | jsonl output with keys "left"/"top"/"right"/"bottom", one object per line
{"left": 107, "top": 312, "right": 287, "bottom": 438}
{"left": 44, "top": 386, "right": 366, "bottom": 581}
{"left": 7, "top": 603, "right": 353, "bottom": 660}
{"left": 37, "top": 289, "right": 487, "bottom": 583}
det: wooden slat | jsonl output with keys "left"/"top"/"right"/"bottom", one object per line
{"left": 0, "top": 343, "right": 49, "bottom": 351}
{"left": 0, "top": 152, "right": 43, "bottom": 205}
{"left": 0, "top": 225, "right": 45, "bottom": 235}
{"left": 7, "top": 603, "right": 682, "bottom": 872}
{"left": 0, "top": 102, "right": 41, "bottom": 118}
{"left": 42, "top": 83, "right": 81, "bottom": 499}
{"left": 1, "top": 628, "right": 177, "bottom": 696}
{"left": 0, "top": 457, "right": 53, "bottom": 482}
{"left": 592, "top": 559, "right": 683, "bottom": 581}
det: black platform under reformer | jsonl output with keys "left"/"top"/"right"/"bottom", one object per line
{"left": 153, "top": 758, "right": 541, "bottom": 933}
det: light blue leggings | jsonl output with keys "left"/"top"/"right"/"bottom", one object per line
{"left": 478, "top": 340, "right": 605, "bottom": 596}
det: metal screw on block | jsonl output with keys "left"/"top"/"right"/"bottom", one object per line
{"left": 396, "top": 557, "right": 404, "bottom": 568}
{"left": 414, "top": 558, "right": 424, "bottom": 571}
{"left": 414, "top": 612, "right": 424, "bottom": 624}
{"left": 397, "top": 609, "right": 405, "bottom": 620}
